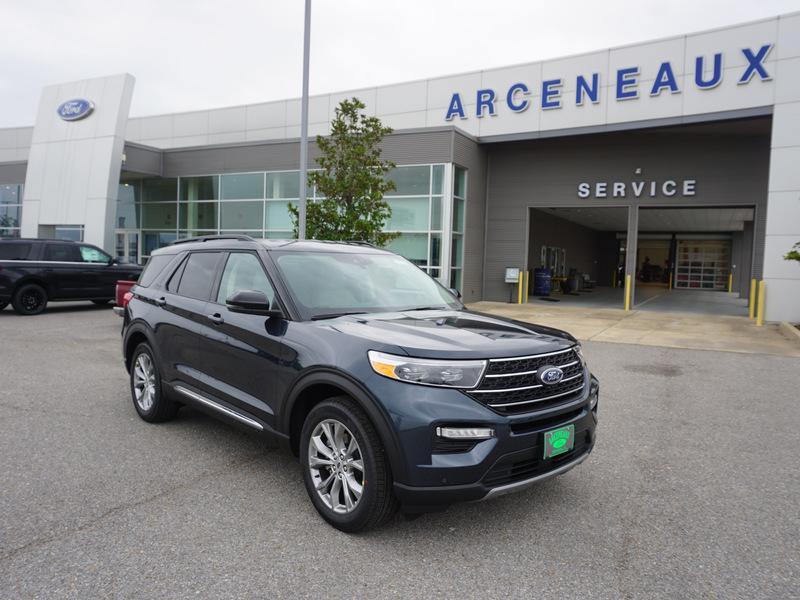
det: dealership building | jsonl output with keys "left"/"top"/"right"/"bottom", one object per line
{"left": 1, "top": 13, "right": 799, "bottom": 322}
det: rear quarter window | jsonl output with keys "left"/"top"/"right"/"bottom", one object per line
{"left": 137, "top": 254, "right": 175, "bottom": 288}
{"left": 0, "top": 242, "right": 32, "bottom": 260}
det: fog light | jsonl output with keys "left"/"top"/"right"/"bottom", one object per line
{"left": 436, "top": 426, "right": 495, "bottom": 440}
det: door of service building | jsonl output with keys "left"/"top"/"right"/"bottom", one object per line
{"left": 115, "top": 230, "right": 140, "bottom": 265}
{"left": 674, "top": 239, "right": 731, "bottom": 290}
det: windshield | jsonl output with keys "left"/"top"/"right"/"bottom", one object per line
{"left": 273, "top": 250, "right": 462, "bottom": 320}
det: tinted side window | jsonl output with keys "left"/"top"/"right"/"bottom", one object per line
{"left": 138, "top": 254, "right": 174, "bottom": 288}
{"left": 44, "top": 243, "right": 82, "bottom": 262}
{"left": 216, "top": 253, "right": 276, "bottom": 305}
{"left": 176, "top": 252, "right": 221, "bottom": 300}
{"left": 0, "top": 242, "right": 32, "bottom": 260}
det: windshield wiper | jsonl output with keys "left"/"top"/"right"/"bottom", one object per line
{"left": 311, "top": 311, "right": 369, "bottom": 321}
{"left": 403, "top": 306, "right": 450, "bottom": 311}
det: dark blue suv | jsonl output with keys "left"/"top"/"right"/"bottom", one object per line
{"left": 122, "top": 236, "right": 598, "bottom": 531}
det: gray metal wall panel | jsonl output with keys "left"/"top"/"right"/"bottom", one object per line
{"left": 161, "top": 131, "right": 454, "bottom": 177}
{"left": 123, "top": 144, "right": 162, "bottom": 175}
{"left": 0, "top": 162, "right": 27, "bottom": 184}
{"left": 484, "top": 127, "right": 771, "bottom": 301}
{"left": 453, "top": 131, "right": 487, "bottom": 302}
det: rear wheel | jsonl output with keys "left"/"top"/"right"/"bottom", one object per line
{"left": 300, "top": 396, "right": 398, "bottom": 532}
{"left": 130, "top": 343, "right": 178, "bottom": 422}
{"left": 12, "top": 283, "right": 47, "bottom": 315}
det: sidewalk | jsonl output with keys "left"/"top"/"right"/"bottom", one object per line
{"left": 467, "top": 301, "right": 800, "bottom": 357}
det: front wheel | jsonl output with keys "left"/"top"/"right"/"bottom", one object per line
{"left": 300, "top": 396, "right": 398, "bottom": 532}
{"left": 12, "top": 283, "right": 48, "bottom": 315}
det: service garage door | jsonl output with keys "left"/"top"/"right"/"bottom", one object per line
{"left": 675, "top": 239, "right": 731, "bottom": 290}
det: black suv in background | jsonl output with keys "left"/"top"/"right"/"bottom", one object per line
{"left": 0, "top": 238, "right": 142, "bottom": 315}
{"left": 122, "top": 235, "right": 598, "bottom": 532}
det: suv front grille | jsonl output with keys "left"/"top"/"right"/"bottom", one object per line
{"left": 466, "top": 347, "right": 585, "bottom": 415}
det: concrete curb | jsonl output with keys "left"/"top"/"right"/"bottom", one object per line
{"left": 779, "top": 321, "right": 800, "bottom": 345}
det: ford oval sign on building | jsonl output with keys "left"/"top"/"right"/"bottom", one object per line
{"left": 56, "top": 99, "right": 95, "bottom": 121}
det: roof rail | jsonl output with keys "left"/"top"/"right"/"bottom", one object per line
{"left": 341, "top": 240, "right": 377, "bottom": 248}
{"left": 171, "top": 234, "right": 256, "bottom": 246}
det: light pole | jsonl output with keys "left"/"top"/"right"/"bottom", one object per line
{"left": 297, "top": 0, "right": 311, "bottom": 240}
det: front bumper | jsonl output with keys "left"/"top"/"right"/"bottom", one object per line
{"left": 382, "top": 374, "right": 599, "bottom": 512}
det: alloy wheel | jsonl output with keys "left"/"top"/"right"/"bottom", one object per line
{"left": 308, "top": 419, "right": 364, "bottom": 514}
{"left": 21, "top": 289, "right": 44, "bottom": 313}
{"left": 133, "top": 353, "right": 157, "bottom": 412}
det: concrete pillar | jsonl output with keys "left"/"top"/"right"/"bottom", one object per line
{"left": 764, "top": 15, "right": 800, "bottom": 322}
{"left": 625, "top": 205, "right": 638, "bottom": 307}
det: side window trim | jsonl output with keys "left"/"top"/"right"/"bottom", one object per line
{"left": 209, "top": 251, "right": 230, "bottom": 306}
{"left": 165, "top": 254, "right": 189, "bottom": 294}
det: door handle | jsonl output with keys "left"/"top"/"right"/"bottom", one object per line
{"left": 155, "top": 297, "right": 167, "bottom": 306}
{"left": 208, "top": 313, "right": 224, "bottom": 325}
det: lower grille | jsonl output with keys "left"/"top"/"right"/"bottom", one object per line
{"left": 482, "top": 428, "right": 592, "bottom": 487}
{"left": 467, "top": 347, "right": 586, "bottom": 415}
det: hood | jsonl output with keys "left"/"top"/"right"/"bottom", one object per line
{"left": 317, "top": 309, "right": 576, "bottom": 359}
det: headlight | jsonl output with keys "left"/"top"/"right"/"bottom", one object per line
{"left": 368, "top": 351, "right": 487, "bottom": 389}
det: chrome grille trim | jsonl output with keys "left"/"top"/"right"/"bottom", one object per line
{"left": 471, "top": 383, "right": 543, "bottom": 394}
{"left": 484, "top": 360, "right": 579, "bottom": 378}
{"left": 488, "top": 383, "right": 586, "bottom": 408}
{"left": 488, "top": 347, "right": 574, "bottom": 362}
{"left": 468, "top": 347, "right": 586, "bottom": 413}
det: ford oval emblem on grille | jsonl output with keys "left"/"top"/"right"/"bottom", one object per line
{"left": 538, "top": 366, "right": 564, "bottom": 385}
{"left": 57, "top": 99, "right": 95, "bottom": 121}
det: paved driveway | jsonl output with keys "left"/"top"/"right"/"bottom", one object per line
{"left": 1, "top": 304, "right": 798, "bottom": 598}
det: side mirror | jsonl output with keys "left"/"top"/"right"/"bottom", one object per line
{"left": 108, "top": 257, "right": 119, "bottom": 266}
{"left": 226, "top": 289, "right": 283, "bottom": 317}
{"left": 450, "top": 288, "right": 462, "bottom": 300}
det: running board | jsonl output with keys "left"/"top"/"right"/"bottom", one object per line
{"left": 173, "top": 385, "right": 264, "bottom": 431}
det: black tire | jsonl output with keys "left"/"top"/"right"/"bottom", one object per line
{"left": 300, "top": 396, "right": 398, "bottom": 532}
{"left": 12, "top": 283, "right": 48, "bottom": 316}
{"left": 129, "top": 343, "right": 179, "bottom": 423}
{"left": 91, "top": 299, "right": 111, "bottom": 306}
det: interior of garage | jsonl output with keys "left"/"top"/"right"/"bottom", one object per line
{"left": 526, "top": 206, "right": 755, "bottom": 316}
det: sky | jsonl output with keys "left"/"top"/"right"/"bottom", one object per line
{"left": 1, "top": 0, "right": 799, "bottom": 127}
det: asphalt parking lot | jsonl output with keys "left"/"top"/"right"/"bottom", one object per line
{"left": 1, "top": 304, "right": 798, "bottom": 599}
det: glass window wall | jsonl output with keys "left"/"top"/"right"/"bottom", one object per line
{"left": 0, "top": 184, "right": 23, "bottom": 238}
{"left": 118, "top": 164, "right": 459, "bottom": 274}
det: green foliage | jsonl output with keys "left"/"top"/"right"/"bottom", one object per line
{"left": 289, "top": 97, "right": 398, "bottom": 246}
{"left": 785, "top": 241, "right": 800, "bottom": 263}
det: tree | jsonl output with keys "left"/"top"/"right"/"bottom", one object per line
{"left": 785, "top": 242, "right": 800, "bottom": 263}
{"left": 289, "top": 97, "right": 398, "bottom": 246}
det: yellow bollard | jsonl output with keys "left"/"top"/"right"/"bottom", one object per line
{"left": 756, "top": 280, "right": 765, "bottom": 326}
{"left": 749, "top": 278, "right": 756, "bottom": 320}
{"left": 668, "top": 271, "right": 673, "bottom": 290}
{"left": 612, "top": 270, "right": 617, "bottom": 289}
{"left": 728, "top": 273, "right": 733, "bottom": 293}
{"left": 517, "top": 271, "right": 523, "bottom": 304}
{"left": 523, "top": 271, "right": 530, "bottom": 303}
{"left": 624, "top": 274, "right": 632, "bottom": 311}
